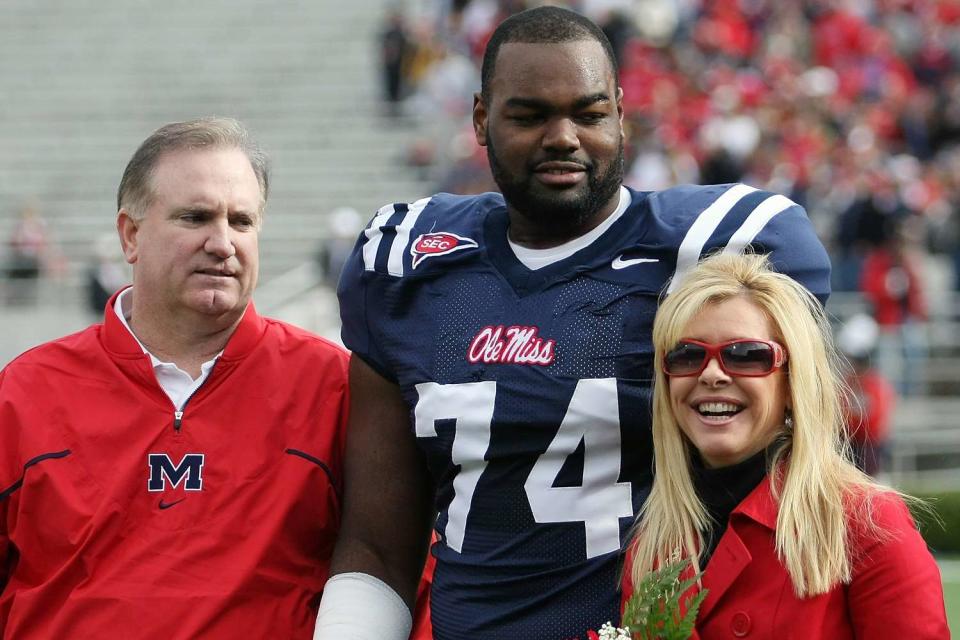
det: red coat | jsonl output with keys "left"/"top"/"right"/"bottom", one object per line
{"left": 623, "top": 478, "right": 949, "bottom": 639}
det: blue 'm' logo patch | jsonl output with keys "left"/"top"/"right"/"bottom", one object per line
{"left": 147, "top": 453, "right": 205, "bottom": 492}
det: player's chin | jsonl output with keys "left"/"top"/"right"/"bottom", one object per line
{"left": 527, "top": 179, "right": 588, "bottom": 202}
{"left": 536, "top": 188, "right": 596, "bottom": 217}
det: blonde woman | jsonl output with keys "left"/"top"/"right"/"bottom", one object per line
{"left": 623, "top": 253, "right": 948, "bottom": 639}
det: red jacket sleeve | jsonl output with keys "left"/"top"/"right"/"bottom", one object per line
{"left": 0, "top": 500, "right": 8, "bottom": 596}
{"left": 847, "top": 494, "right": 949, "bottom": 638}
{"left": 0, "top": 367, "right": 11, "bottom": 612}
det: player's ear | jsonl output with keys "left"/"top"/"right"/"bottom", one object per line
{"left": 473, "top": 92, "right": 488, "bottom": 147}
{"left": 117, "top": 208, "right": 140, "bottom": 265}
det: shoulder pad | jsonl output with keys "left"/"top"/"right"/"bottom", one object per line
{"left": 357, "top": 192, "right": 501, "bottom": 277}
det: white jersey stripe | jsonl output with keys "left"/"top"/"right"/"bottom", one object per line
{"left": 387, "top": 196, "right": 431, "bottom": 277}
{"left": 667, "top": 183, "right": 757, "bottom": 294}
{"left": 361, "top": 203, "right": 401, "bottom": 272}
{"left": 722, "top": 193, "right": 794, "bottom": 255}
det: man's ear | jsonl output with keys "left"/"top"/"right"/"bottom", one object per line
{"left": 117, "top": 208, "right": 140, "bottom": 265}
{"left": 616, "top": 86, "right": 625, "bottom": 137}
{"left": 473, "top": 93, "right": 488, "bottom": 147}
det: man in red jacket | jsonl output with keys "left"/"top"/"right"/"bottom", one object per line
{"left": 0, "top": 118, "right": 350, "bottom": 639}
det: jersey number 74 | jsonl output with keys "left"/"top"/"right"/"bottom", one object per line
{"left": 414, "top": 378, "right": 633, "bottom": 559}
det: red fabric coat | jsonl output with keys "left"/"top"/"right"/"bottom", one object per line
{"left": 622, "top": 478, "right": 948, "bottom": 639}
{"left": 0, "top": 294, "right": 349, "bottom": 639}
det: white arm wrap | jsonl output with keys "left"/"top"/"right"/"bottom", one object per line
{"left": 313, "top": 572, "right": 413, "bottom": 640}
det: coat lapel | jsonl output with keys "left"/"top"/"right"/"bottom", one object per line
{"left": 697, "top": 477, "right": 778, "bottom": 620}
{"left": 697, "top": 521, "right": 752, "bottom": 619}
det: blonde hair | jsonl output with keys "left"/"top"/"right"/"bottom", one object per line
{"left": 630, "top": 252, "right": 885, "bottom": 597}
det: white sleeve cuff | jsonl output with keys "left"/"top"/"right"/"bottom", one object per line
{"left": 313, "top": 572, "right": 413, "bottom": 640}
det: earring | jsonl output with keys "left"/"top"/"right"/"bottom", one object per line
{"left": 784, "top": 410, "right": 794, "bottom": 430}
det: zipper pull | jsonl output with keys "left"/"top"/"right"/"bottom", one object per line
{"left": 174, "top": 411, "right": 183, "bottom": 431}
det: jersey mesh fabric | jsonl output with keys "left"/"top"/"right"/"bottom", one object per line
{"left": 338, "top": 184, "right": 830, "bottom": 638}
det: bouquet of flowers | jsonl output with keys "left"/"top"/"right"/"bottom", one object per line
{"left": 587, "top": 621, "right": 632, "bottom": 640}
{"left": 588, "top": 557, "right": 707, "bottom": 640}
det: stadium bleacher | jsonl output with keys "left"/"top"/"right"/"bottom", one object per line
{"left": 0, "top": 0, "right": 432, "bottom": 355}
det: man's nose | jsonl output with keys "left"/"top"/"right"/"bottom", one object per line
{"left": 542, "top": 117, "right": 580, "bottom": 152}
{"left": 205, "top": 220, "right": 236, "bottom": 259}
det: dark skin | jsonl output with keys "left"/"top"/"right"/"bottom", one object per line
{"left": 327, "top": 38, "right": 627, "bottom": 613}
{"left": 326, "top": 356, "right": 435, "bottom": 610}
{"left": 474, "top": 40, "right": 626, "bottom": 249}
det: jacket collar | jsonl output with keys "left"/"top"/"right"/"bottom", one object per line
{"left": 732, "top": 473, "right": 779, "bottom": 531}
{"left": 101, "top": 286, "right": 266, "bottom": 360}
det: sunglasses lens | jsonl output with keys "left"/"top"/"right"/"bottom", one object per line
{"left": 664, "top": 343, "right": 708, "bottom": 375}
{"left": 721, "top": 341, "right": 775, "bottom": 374}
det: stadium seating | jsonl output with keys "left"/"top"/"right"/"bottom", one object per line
{"left": 0, "top": 0, "right": 432, "bottom": 362}
{"left": 0, "top": 1, "right": 433, "bottom": 287}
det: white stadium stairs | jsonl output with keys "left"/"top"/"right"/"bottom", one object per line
{"left": 0, "top": 0, "right": 434, "bottom": 363}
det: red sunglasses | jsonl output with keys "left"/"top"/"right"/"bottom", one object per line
{"left": 663, "top": 339, "right": 788, "bottom": 377}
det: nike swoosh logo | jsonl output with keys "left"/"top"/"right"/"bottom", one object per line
{"left": 158, "top": 498, "right": 186, "bottom": 510}
{"left": 612, "top": 255, "right": 659, "bottom": 270}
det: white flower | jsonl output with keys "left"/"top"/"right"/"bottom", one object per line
{"left": 597, "top": 621, "right": 631, "bottom": 640}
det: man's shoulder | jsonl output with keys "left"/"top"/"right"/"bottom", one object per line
{"left": 263, "top": 316, "right": 350, "bottom": 360}
{"left": 624, "top": 183, "right": 829, "bottom": 299}
{"left": 2, "top": 323, "right": 101, "bottom": 380}
{"left": 639, "top": 182, "right": 741, "bottom": 203}
{"left": 376, "top": 191, "right": 502, "bottom": 232}
{"left": 633, "top": 183, "right": 804, "bottom": 224}
{"left": 345, "top": 191, "right": 502, "bottom": 280}
{"left": 1, "top": 325, "right": 105, "bottom": 403}
{"left": 258, "top": 317, "right": 349, "bottom": 366}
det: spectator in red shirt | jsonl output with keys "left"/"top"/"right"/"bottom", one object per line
{"left": 859, "top": 216, "right": 928, "bottom": 395}
{"left": 837, "top": 313, "right": 897, "bottom": 477}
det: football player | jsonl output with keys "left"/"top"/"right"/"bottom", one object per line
{"left": 314, "top": 6, "right": 830, "bottom": 639}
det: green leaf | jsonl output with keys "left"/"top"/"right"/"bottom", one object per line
{"left": 622, "top": 557, "right": 709, "bottom": 640}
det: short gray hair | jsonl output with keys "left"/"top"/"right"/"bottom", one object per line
{"left": 117, "top": 117, "right": 270, "bottom": 219}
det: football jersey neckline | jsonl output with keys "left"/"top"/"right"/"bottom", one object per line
{"left": 482, "top": 188, "right": 650, "bottom": 296}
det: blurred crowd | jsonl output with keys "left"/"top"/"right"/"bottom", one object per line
{"left": 2, "top": 204, "right": 125, "bottom": 317}
{"left": 380, "top": 0, "right": 960, "bottom": 301}
{"left": 3, "top": 203, "right": 56, "bottom": 306}
{"left": 372, "top": 0, "right": 960, "bottom": 473}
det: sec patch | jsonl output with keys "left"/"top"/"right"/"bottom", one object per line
{"left": 410, "top": 232, "right": 478, "bottom": 269}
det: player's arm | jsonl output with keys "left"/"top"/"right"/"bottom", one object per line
{"left": 314, "top": 355, "right": 435, "bottom": 640}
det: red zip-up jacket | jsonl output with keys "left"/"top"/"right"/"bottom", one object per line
{"left": 0, "top": 292, "right": 349, "bottom": 639}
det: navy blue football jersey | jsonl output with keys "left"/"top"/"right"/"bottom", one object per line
{"left": 337, "top": 184, "right": 830, "bottom": 639}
